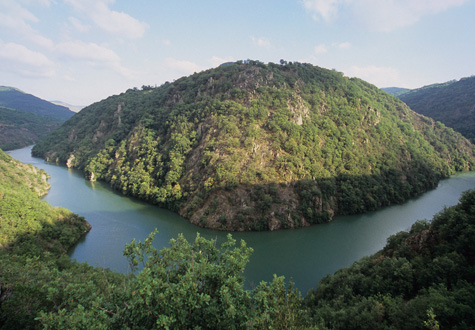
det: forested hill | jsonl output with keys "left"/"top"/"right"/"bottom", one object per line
{"left": 0, "top": 86, "right": 74, "bottom": 121}
{"left": 33, "top": 61, "right": 475, "bottom": 231}
{"left": 0, "top": 106, "right": 62, "bottom": 151}
{"left": 394, "top": 76, "right": 475, "bottom": 143}
{"left": 0, "top": 86, "right": 75, "bottom": 150}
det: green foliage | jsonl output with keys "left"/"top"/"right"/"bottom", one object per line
{"left": 33, "top": 62, "right": 475, "bottom": 231}
{"left": 398, "top": 76, "right": 475, "bottom": 143}
{"left": 0, "top": 148, "right": 92, "bottom": 329}
{"left": 0, "top": 149, "right": 90, "bottom": 250}
{"left": 0, "top": 106, "right": 62, "bottom": 151}
{"left": 304, "top": 189, "right": 475, "bottom": 330}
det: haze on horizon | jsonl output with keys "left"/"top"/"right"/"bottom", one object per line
{"left": 1, "top": 0, "right": 474, "bottom": 107}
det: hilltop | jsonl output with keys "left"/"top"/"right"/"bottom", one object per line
{"left": 386, "top": 76, "right": 475, "bottom": 143}
{"left": 33, "top": 61, "right": 475, "bottom": 231}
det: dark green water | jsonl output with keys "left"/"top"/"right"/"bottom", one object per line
{"left": 8, "top": 146, "right": 475, "bottom": 293}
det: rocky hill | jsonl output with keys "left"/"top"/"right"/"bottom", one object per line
{"left": 393, "top": 76, "right": 475, "bottom": 143}
{"left": 33, "top": 61, "right": 475, "bottom": 231}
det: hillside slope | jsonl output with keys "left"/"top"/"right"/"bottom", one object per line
{"left": 0, "top": 86, "right": 74, "bottom": 121}
{"left": 33, "top": 61, "right": 475, "bottom": 231}
{"left": 396, "top": 76, "right": 475, "bottom": 143}
{"left": 0, "top": 106, "right": 62, "bottom": 150}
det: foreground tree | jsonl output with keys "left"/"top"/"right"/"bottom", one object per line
{"left": 37, "top": 232, "right": 311, "bottom": 329}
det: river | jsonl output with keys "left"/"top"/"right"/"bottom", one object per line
{"left": 8, "top": 146, "right": 475, "bottom": 294}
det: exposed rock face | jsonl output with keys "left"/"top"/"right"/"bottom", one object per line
{"left": 66, "top": 154, "right": 75, "bottom": 168}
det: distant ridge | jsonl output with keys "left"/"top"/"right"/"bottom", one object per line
{"left": 50, "top": 100, "right": 84, "bottom": 113}
{"left": 0, "top": 86, "right": 75, "bottom": 150}
{"left": 382, "top": 87, "right": 410, "bottom": 97}
{"left": 394, "top": 76, "right": 475, "bottom": 143}
{"left": 0, "top": 86, "right": 74, "bottom": 121}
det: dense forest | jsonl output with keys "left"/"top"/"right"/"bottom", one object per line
{"left": 1, "top": 148, "right": 474, "bottom": 328}
{"left": 33, "top": 61, "right": 475, "bottom": 231}
{"left": 0, "top": 87, "right": 74, "bottom": 150}
{"left": 395, "top": 76, "right": 475, "bottom": 143}
{"left": 0, "top": 106, "right": 62, "bottom": 151}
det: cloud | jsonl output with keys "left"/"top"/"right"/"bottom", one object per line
{"left": 65, "top": 0, "right": 148, "bottom": 39}
{"left": 55, "top": 40, "right": 135, "bottom": 77}
{"left": 336, "top": 41, "right": 351, "bottom": 49}
{"left": 301, "top": 0, "right": 469, "bottom": 31}
{"left": 68, "top": 17, "right": 91, "bottom": 33}
{"left": 164, "top": 58, "right": 202, "bottom": 75}
{"left": 346, "top": 65, "right": 400, "bottom": 87}
{"left": 351, "top": 0, "right": 468, "bottom": 31}
{"left": 0, "top": 1, "right": 54, "bottom": 49}
{"left": 209, "top": 56, "right": 235, "bottom": 68}
{"left": 314, "top": 44, "right": 328, "bottom": 54}
{"left": 251, "top": 36, "right": 271, "bottom": 48}
{"left": 0, "top": 42, "right": 56, "bottom": 77}
{"left": 301, "top": 0, "right": 342, "bottom": 22}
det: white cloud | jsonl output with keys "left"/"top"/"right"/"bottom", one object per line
{"left": 346, "top": 65, "right": 400, "bottom": 87}
{"left": 164, "top": 58, "right": 202, "bottom": 75}
{"left": 0, "top": 42, "right": 56, "bottom": 77}
{"left": 314, "top": 44, "right": 328, "bottom": 54}
{"left": 209, "top": 56, "right": 235, "bottom": 68}
{"left": 68, "top": 17, "right": 91, "bottom": 33}
{"left": 337, "top": 41, "right": 351, "bottom": 49}
{"left": 0, "top": 1, "right": 54, "bottom": 49}
{"left": 65, "top": 0, "right": 148, "bottom": 39}
{"left": 301, "top": 0, "right": 342, "bottom": 22}
{"left": 301, "top": 0, "right": 469, "bottom": 31}
{"left": 251, "top": 36, "right": 271, "bottom": 48}
{"left": 55, "top": 40, "right": 135, "bottom": 77}
{"left": 353, "top": 0, "right": 469, "bottom": 31}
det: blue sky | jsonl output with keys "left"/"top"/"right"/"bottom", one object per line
{"left": 1, "top": 0, "right": 474, "bottom": 106}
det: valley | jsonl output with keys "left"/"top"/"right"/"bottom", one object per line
{"left": 2, "top": 62, "right": 475, "bottom": 329}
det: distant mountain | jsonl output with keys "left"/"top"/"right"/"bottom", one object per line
{"left": 395, "top": 77, "right": 475, "bottom": 143}
{"left": 382, "top": 87, "right": 410, "bottom": 97}
{"left": 50, "top": 100, "right": 84, "bottom": 113}
{"left": 33, "top": 61, "right": 475, "bottom": 231}
{"left": 0, "top": 86, "right": 74, "bottom": 121}
{"left": 0, "top": 87, "right": 75, "bottom": 150}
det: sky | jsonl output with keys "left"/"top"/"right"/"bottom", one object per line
{"left": 1, "top": 0, "right": 474, "bottom": 107}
